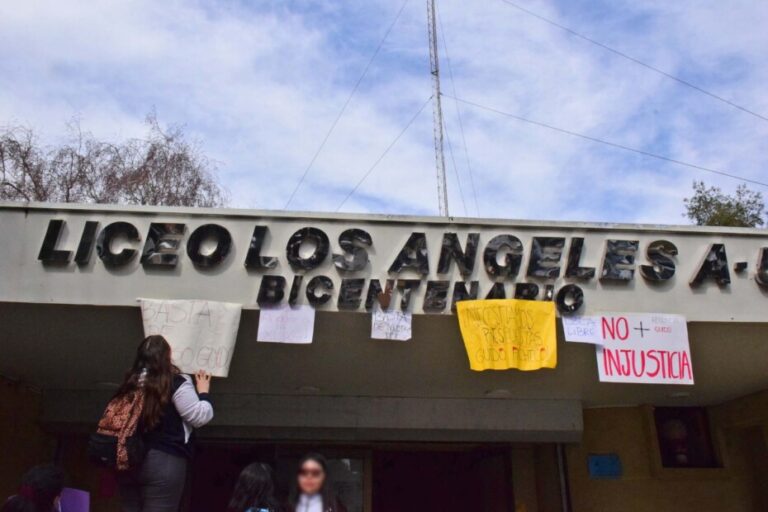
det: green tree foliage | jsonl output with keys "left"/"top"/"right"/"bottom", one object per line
{"left": 683, "top": 181, "right": 764, "bottom": 228}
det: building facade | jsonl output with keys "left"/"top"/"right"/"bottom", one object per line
{"left": 1, "top": 201, "right": 766, "bottom": 511}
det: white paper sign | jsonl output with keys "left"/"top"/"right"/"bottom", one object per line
{"left": 562, "top": 316, "right": 603, "bottom": 345}
{"left": 371, "top": 310, "right": 412, "bottom": 341}
{"left": 140, "top": 299, "right": 242, "bottom": 377}
{"left": 257, "top": 304, "right": 315, "bottom": 344}
{"left": 568, "top": 312, "right": 693, "bottom": 385}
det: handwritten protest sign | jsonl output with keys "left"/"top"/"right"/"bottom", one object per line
{"left": 456, "top": 299, "right": 557, "bottom": 371}
{"left": 257, "top": 304, "right": 315, "bottom": 344}
{"left": 140, "top": 299, "right": 242, "bottom": 377}
{"left": 564, "top": 312, "right": 693, "bottom": 385}
{"left": 371, "top": 309, "right": 412, "bottom": 341}
{"left": 562, "top": 315, "right": 605, "bottom": 345}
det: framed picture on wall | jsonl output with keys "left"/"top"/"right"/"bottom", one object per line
{"left": 653, "top": 406, "right": 719, "bottom": 468}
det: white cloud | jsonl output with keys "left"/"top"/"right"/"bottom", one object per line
{"left": 0, "top": 0, "right": 765, "bottom": 223}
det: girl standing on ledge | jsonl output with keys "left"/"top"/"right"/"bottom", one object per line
{"left": 117, "top": 335, "right": 214, "bottom": 512}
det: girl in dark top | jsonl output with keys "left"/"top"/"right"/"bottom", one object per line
{"left": 117, "top": 335, "right": 214, "bottom": 512}
{"left": 288, "top": 453, "right": 346, "bottom": 512}
{"left": 1, "top": 465, "right": 64, "bottom": 512}
{"left": 227, "top": 463, "right": 282, "bottom": 512}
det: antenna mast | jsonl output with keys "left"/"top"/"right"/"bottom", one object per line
{"left": 427, "top": 0, "right": 449, "bottom": 217}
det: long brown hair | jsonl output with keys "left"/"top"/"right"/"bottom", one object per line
{"left": 115, "top": 335, "right": 179, "bottom": 430}
{"left": 289, "top": 453, "right": 345, "bottom": 512}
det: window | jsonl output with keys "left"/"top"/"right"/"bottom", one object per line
{"left": 654, "top": 407, "right": 719, "bottom": 468}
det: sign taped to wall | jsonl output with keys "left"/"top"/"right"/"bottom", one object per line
{"left": 565, "top": 312, "right": 694, "bottom": 385}
{"left": 371, "top": 309, "right": 412, "bottom": 341}
{"left": 456, "top": 299, "right": 557, "bottom": 371}
{"left": 140, "top": 298, "right": 242, "bottom": 377}
{"left": 257, "top": 304, "right": 315, "bottom": 344}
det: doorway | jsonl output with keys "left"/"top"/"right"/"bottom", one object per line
{"left": 372, "top": 447, "right": 513, "bottom": 512}
{"left": 188, "top": 442, "right": 513, "bottom": 512}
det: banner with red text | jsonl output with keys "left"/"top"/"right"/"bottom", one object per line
{"left": 565, "top": 312, "right": 693, "bottom": 385}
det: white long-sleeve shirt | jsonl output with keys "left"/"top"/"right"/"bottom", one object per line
{"left": 173, "top": 374, "right": 214, "bottom": 442}
{"left": 297, "top": 494, "right": 323, "bottom": 512}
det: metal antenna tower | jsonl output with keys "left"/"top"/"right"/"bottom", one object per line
{"left": 427, "top": 0, "right": 449, "bottom": 217}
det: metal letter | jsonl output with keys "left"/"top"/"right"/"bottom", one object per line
{"left": 451, "top": 281, "right": 479, "bottom": 311}
{"left": 424, "top": 280, "right": 450, "bottom": 312}
{"left": 600, "top": 239, "right": 639, "bottom": 281}
{"left": 365, "top": 279, "right": 395, "bottom": 311}
{"left": 483, "top": 234, "right": 523, "bottom": 278}
{"left": 258, "top": 275, "right": 286, "bottom": 305}
{"left": 514, "top": 283, "right": 539, "bottom": 300}
{"left": 38, "top": 219, "right": 72, "bottom": 264}
{"left": 437, "top": 232, "right": 479, "bottom": 277}
{"left": 564, "top": 237, "right": 595, "bottom": 279}
{"left": 333, "top": 229, "right": 372, "bottom": 272}
{"left": 388, "top": 233, "right": 429, "bottom": 275}
{"left": 245, "top": 226, "right": 278, "bottom": 270}
{"left": 338, "top": 278, "right": 366, "bottom": 309}
{"left": 396, "top": 279, "right": 421, "bottom": 310}
{"left": 527, "top": 237, "right": 565, "bottom": 279}
{"left": 141, "top": 223, "right": 185, "bottom": 268}
{"left": 755, "top": 248, "right": 768, "bottom": 287}
{"left": 306, "top": 275, "right": 334, "bottom": 306}
{"left": 186, "top": 224, "right": 232, "bottom": 268}
{"left": 690, "top": 244, "right": 730, "bottom": 287}
{"left": 96, "top": 221, "right": 141, "bottom": 267}
{"left": 485, "top": 282, "right": 506, "bottom": 299}
{"left": 556, "top": 284, "right": 584, "bottom": 314}
{"left": 286, "top": 227, "right": 330, "bottom": 271}
{"left": 74, "top": 221, "right": 99, "bottom": 266}
{"left": 640, "top": 240, "right": 677, "bottom": 282}
{"left": 288, "top": 275, "right": 303, "bottom": 306}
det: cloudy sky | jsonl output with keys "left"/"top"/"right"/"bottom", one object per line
{"left": 1, "top": 0, "right": 766, "bottom": 224}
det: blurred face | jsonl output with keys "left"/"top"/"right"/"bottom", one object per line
{"left": 298, "top": 460, "right": 325, "bottom": 495}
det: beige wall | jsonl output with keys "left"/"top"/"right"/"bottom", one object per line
{"left": 566, "top": 393, "right": 768, "bottom": 512}
{"left": 5, "top": 202, "right": 768, "bottom": 322}
{"left": 0, "top": 377, "right": 54, "bottom": 498}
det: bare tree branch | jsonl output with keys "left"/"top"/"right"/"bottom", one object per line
{"left": 0, "top": 116, "right": 228, "bottom": 207}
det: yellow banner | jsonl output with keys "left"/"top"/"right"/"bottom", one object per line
{"left": 456, "top": 299, "right": 557, "bottom": 371}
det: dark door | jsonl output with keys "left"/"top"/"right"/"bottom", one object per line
{"left": 372, "top": 447, "right": 513, "bottom": 512}
{"left": 187, "top": 442, "right": 367, "bottom": 512}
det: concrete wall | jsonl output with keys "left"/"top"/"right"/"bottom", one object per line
{"left": 0, "top": 377, "right": 54, "bottom": 498}
{"left": 566, "top": 394, "right": 768, "bottom": 512}
{"left": 4, "top": 202, "right": 768, "bottom": 321}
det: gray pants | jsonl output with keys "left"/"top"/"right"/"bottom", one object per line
{"left": 118, "top": 449, "right": 188, "bottom": 512}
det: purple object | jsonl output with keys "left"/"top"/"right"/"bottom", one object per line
{"left": 60, "top": 487, "right": 90, "bottom": 512}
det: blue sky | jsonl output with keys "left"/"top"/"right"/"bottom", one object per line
{"left": 0, "top": 0, "right": 766, "bottom": 224}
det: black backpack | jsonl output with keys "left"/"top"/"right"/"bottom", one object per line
{"left": 87, "top": 389, "right": 146, "bottom": 471}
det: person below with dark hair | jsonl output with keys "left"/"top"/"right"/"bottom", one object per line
{"left": 2, "top": 464, "right": 64, "bottom": 512}
{"left": 227, "top": 462, "right": 282, "bottom": 512}
{"left": 116, "top": 335, "right": 214, "bottom": 512}
{"left": 288, "top": 453, "right": 346, "bottom": 512}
